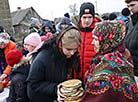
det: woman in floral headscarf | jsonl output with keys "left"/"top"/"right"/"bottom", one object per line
{"left": 82, "top": 21, "right": 138, "bottom": 102}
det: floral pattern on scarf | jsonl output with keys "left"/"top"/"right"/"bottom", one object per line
{"left": 93, "top": 21, "right": 125, "bottom": 55}
{"left": 85, "top": 21, "right": 138, "bottom": 100}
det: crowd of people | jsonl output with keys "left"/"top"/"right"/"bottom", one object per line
{"left": 0, "top": 0, "right": 138, "bottom": 102}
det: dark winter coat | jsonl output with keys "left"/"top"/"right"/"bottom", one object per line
{"left": 27, "top": 37, "right": 80, "bottom": 102}
{"left": 9, "top": 63, "right": 30, "bottom": 102}
{"left": 124, "top": 13, "right": 138, "bottom": 76}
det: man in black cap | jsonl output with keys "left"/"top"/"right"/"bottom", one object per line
{"left": 78, "top": 2, "right": 101, "bottom": 80}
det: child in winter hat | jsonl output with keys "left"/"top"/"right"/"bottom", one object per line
{"left": 24, "top": 32, "right": 41, "bottom": 49}
{"left": 79, "top": 2, "right": 95, "bottom": 18}
{"left": 24, "top": 32, "right": 43, "bottom": 63}
{"left": 6, "top": 49, "right": 30, "bottom": 102}
{"left": 57, "top": 17, "right": 73, "bottom": 32}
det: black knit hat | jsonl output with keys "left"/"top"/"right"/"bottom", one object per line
{"left": 122, "top": 8, "right": 130, "bottom": 16}
{"left": 79, "top": 2, "right": 95, "bottom": 18}
{"left": 108, "top": 13, "right": 117, "bottom": 20}
{"left": 64, "top": 12, "right": 70, "bottom": 18}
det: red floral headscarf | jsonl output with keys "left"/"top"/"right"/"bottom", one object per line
{"left": 92, "top": 21, "right": 126, "bottom": 55}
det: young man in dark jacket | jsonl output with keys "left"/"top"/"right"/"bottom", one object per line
{"left": 124, "top": 0, "right": 138, "bottom": 79}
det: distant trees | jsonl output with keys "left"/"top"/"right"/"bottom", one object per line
{"left": 69, "top": 3, "right": 78, "bottom": 16}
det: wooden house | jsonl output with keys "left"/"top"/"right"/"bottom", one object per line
{"left": 11, "top": 7, "right": 42, "bottom": 36}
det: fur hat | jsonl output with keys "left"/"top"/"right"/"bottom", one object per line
{"left": 79, "top": 2, "right": 95, "bottom": 18}
{"left": 24, "top": 32, "right": 41, "bottom": 47}
{"left": 0, "top": 32, "right": 10, "bottom": 44}
{"left": 6, "top": 49, "right": 23, "bottom": 67}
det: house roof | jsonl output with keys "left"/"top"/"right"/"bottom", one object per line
{"left": 11, "top": 7, "right": 31, "bottom": 26}
{"left": 11, "top": 7, "right": 42, "bottom": 26}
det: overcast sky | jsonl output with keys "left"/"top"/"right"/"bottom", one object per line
{"left": 9, "top": 0, "right": 127, "bottom": 20}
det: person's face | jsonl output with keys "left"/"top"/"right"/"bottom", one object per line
{"left": 61, "top": 24, "right": 69, "bottom": 29}
{"left": 0, "top": 42, "right": 8, "bottom": 49}
{"left": 92, "top": 35, "right": 100, "bottom": 53}
{"left": 45, "top": 27, "right": 51, "bottom": 33}
{"left": 62, "top": 42, "right": 79, "bottom": 58}
{"left": 127, "top": 1, "right": 138, "bottom": 14}
{"left": 81, "top": 14, "right": 93, "bottom": 28}
{"left": 36, "top": 21, "right": 41, "bottom": 28}
{"left": 24, "top": 44, "right": 35, "bottom": 52}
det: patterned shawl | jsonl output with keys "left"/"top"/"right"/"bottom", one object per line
{"left": 84, "top": 21, "right": 138, "bottom": 102}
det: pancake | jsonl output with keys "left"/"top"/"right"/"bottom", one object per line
{"left": 58, "top": 79, "right": 84, "bottom": 101}
{"left": 61, "top": 79, "right": 82, "bottom": 88}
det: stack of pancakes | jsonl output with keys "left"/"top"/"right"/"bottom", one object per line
{"left": 58, "top": 79, "right": 84, "bottom": 102}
